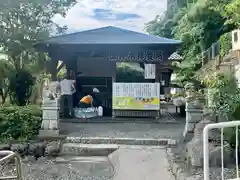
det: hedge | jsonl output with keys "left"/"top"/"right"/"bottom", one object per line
{"left": 0, "top": 105, "right": 42, "bottom": 142}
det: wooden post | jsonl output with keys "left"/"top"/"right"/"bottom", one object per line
{"left": 66, "top": 55, "right": 78, "bottom": 79}
{"left": 155, "top": 64, "right": 161, "bottom": 118}
{"left": 50, "top": 57, "right": 58, "bottom": 81}
{"left": 112, "top": 62, "right": 116, "bottom": 118}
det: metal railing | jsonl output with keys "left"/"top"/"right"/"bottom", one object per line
{"left": 0, "top": 151, "right": 23, "bottom": 180}
{"left": 203, "top": 121, "right": 240, "bottom": 180}
{"left": 201, "top": 41, "right": 221, "bottom": 66}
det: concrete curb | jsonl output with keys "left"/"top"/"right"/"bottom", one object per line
{"left": 65, "top": 136, "right": 178, "bottom": 146}
{"left": 61, "top": 143, "right": 119, "bottom": 156}
{"left": 60, "top": 119, "right": 182, "bottom": 124}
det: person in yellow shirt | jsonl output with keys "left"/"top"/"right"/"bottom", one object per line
{"left": 78, "top": 95, "right": 93, "bottom": 108}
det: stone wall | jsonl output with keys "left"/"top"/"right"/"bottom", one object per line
{"left": 0, "top": 140, "right": 63, "bottom": 160}
{"left": 186, "top": 118, "right": 233, "bottom": 168}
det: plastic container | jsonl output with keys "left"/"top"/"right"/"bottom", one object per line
{"left": 98, "top": 106, "right": 103, "bottom": 116}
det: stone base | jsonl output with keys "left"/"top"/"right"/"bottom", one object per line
{"left": 183, "top": 132, "right": 194, "bottom": 143}
{"left": 39, "top": 129, "right": 59, "bottom": 137}
{"left": 165, "top": 147, "right": 188, "bottom": 180}
{"left": 41, "top": 119, "right": 59, "bottom": 130}
{"left": 183, "top": 123, "right": 195, "bottom": 137}
{"left": 113, "top": 110, "right": 159, "bottom": 118}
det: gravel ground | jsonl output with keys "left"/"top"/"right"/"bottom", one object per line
{"left": 0, "top": 146, "right": 174, "bottom": 180}
{"left": 186, "top": 167, "right": 237, "bottom": 180}
{"left": 0, "top": 157, "right": 113, "bottom": 180}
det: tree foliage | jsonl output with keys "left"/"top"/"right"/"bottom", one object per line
{"left": 202, "top": 71, "right": 240, "bottom": 119}
{"left": 146, "top": 0, "right": 238, "bottom": 86}
{"left": 0, "top": 0, "right": 76, "bottom": 70}
{"left": 116, "top": 63, "right": 145, "bottom": 82}
{"left": 0, "top": 0, "right": 76, "bottom": 105}
{"left": 224, "top": 0, "right": 240, "bottom": 27}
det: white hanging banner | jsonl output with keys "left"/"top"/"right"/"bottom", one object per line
{"left": 144, "top": 64, "right": 156, "bottom": 79}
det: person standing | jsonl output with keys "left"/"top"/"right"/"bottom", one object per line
{"left": 72, "top": 80, "right": 80, "bottom": 108}
{"left": 60, "top": 75, "right": 75, "bottom": 117}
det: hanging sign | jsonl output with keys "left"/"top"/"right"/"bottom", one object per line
{"left": 144, "top": 64, "right": 156, "bottom": 79}
{"left": 109, "top": 51, "right": 163, "bottom": 62}
{"left": 112, "top": 83, "right": 160, "bottom": 110}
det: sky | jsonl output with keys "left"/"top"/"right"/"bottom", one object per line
{"left": 53, "top": 0, "right": 167, "bottom": 33}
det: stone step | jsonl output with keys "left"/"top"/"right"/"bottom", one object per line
{"left": 60, "top": 117, "right": 181, "bottom": 124}
{"left": 55, "top": 156, "right": 109, "bottom": 163}
{"left": 54, "top": 156, "right": 114, "bottom": 177}
{"left": 61, "top": 143, "right": 119, "bottom": 156}
{"left": 65, "top": 136, "right": 178, "bottom": 146}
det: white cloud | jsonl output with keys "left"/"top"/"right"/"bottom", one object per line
{"left": 53, "top": 0, "right": 166, "bottom": 33}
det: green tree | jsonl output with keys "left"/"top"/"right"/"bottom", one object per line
{"left": 0, "top": 0, "right": 76, "bottom": 70}
{"left": 146, "top": 0, "right": 237, "bottom": 86}
{"left": 224, "top": 0, "right": 240, "bottom": 27}
{"left": 0, "top": 0, "right": 77, "bottom": 105}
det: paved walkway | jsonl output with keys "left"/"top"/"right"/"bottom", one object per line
{"left": 110, "top": 146, "right": 173, "bottom": 180}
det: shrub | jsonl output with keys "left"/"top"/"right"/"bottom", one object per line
{"left": 202, "top": 71, "right": 240, "bottom": 150}
{"left": 202, "top": 72, "right": 240, "bottom": 119}
{"left": 0, "top": 105, "right": 42, "bottom": 141}
{"left": 9, "top": 69, "right": 35, "bottom": 106}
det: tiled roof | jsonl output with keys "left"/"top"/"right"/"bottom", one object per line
{"left": 168, "top": 52, "right": 183, "bottom": 60}
{"left": 40, "top": 26, "right": 182, "bottom": 45}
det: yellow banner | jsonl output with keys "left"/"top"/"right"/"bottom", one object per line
{"left": 112, "top": 97, "right": 160, "bottom": 110}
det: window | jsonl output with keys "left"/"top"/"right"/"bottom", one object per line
{"left": 234, "top": 32, "right": 238, "bottom": 43}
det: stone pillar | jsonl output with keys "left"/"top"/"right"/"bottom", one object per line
{"left": 39, "top": 81, "right": 61, "bottom": 137}
{"left": 184, "top": 102, "right": 204, "bottom": 137}
{"left": 183, "top": 83, "right": 204, "bottom": 141}
{"left": 39, "top": 98, "right": 60, "bottom": 137}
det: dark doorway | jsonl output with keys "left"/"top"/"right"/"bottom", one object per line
{"left": 75, "top": 76, "right": 112, "bottom": 116}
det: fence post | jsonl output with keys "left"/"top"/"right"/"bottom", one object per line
{"left": 0, "top": 150, "right": 23, "bottom": 180}
{"left": 203, "top": 125, "right": 210, "bottom": 180}
{"left": 212, "top": 43, "right": 215, "bottom": 60}
{"left": 203, "top": 121, "right": 240, "bottom": 180}
{"left": 202, "top": 52, "right": 205, "bottom": 67}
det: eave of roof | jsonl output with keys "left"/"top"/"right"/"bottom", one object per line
{"left": 37, "top": 26, "right": 182, "bottom": 45}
